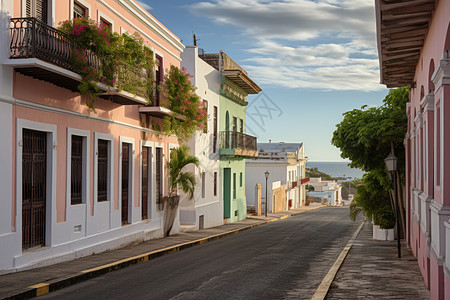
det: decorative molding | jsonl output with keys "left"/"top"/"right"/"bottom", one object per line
{"left": 431, "top": 51, "right": 450, "bottom": 91}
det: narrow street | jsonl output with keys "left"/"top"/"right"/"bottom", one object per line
{"left": 41, "top": 207, "right": 361, "bottom": 299}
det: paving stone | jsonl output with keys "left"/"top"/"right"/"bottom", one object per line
{"left": 326, "top": 222, "right": 430, "bottom": 299}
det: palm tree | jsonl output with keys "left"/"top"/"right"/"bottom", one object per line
{"left": 163, "top": 145, "right": 199, "bottom": 237}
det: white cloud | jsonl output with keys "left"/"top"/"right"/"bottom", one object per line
{"left": 188, "top": 0, "right": 382, "bottom": 91}
{"left": 136, "top": 1, "right": 152, "bottom": 11}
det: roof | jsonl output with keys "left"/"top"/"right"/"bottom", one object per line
{"left": 199, "top": 51, "right": 262, "bottom": 94}
{"left": 257, "top": 142, "right": 303, "bottom": 153}
{"left": 375, "top": 0, "right": 435, "bottom": 87}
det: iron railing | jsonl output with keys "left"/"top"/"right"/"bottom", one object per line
{"left": 9, "top": 17, "right": 151, "bottom": 99}
{"left": 219, "top": 131, "right": 257, "bottom": 152}
{"left": 10, "top": 17, "right": 100, "bottom": 72}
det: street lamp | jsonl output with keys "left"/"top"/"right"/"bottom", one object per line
{"left": 265, "top": 171, "right": 269, "bottom": 217}
{"left": 384, "top": 153, "right": 401, "bottom": 258}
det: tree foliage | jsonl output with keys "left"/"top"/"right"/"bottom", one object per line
{"left": 333, "top": 87, "right": 409, "bottom": 226}
{"left": 166, "top": 145, "right": 199, "bottom": 199}
{"left": 332, "top": 86, "right": 409, "bottom": 178}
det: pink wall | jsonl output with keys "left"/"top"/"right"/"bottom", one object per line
{"left": 11, "top": 0, "right": 182, "bottom": 225}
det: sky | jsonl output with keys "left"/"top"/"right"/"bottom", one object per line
{"left": 138, "top": 0, "right": 390, "bottom": 161}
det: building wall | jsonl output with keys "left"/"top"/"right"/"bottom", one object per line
{"left": 0, "top": 0, "right": 184, "bottom": 272}
{"left": 404, "top": 0, "right": 450, "bottom": 298}
{"left": 180, "top": 46, "right": 222, "bottom": 229}
{"left": 245, "top": 161, "right": 287, "bottom": 213}
{"left": 220, "top": 159, "right": 246, "bottom": 222}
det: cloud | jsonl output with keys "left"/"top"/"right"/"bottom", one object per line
{"left": 188, "top": 0, "right": 382, "bottom": 91}
{"left": 136, "top": 1, "right": 152, "bottom": 11}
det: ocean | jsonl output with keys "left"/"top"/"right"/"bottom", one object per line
{"left": 306, "top": 161, "right": 365, "bottom": 180}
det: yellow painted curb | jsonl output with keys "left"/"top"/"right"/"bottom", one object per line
{"left": 29, "top": 283, "right": 49, "bottom": 297}
{"left": 311, "top": 219, "right": 365, "bottom": 300}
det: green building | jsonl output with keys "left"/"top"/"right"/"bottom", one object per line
{"left": 200, "top": 51, "right": 261, "bottom": 222}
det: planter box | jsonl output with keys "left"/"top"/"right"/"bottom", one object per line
{"left": 373, "top": 224, "right": 394, "bottom": 241}
{"left": 378, "top": 228, "right": 394, "bottom": 241}
{"left": 373, "top": 224, "right": 380, "bottom": 239}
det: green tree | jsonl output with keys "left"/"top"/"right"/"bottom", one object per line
{"left": 332, "top": 87, "right": 409, "bottom": 231}
{"left": 163, "top": 145, "right": 199, "bottom": 237}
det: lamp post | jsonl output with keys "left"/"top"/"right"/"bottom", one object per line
{"left": 384, "top": 153, "right": 401, "bottom": 258}
{"left": 265, "top": 171, "right": 269, "bottom": 217}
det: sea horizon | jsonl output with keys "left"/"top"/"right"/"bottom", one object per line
{"left": 306, "top": 161, "right": 365, "bottom": 180}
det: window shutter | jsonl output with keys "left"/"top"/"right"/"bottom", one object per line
{"left": 25, "top": 0, "right": 32, "bottom": 17}
{"left": 35, "top": 0, "right": 48, "bottom": 23}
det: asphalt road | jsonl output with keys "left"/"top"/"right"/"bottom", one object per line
{"left": 41, "top": 207, "right": 361, "bottom": 300}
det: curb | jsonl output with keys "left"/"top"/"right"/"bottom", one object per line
{"left": 311, "top": 219, "right": 366, "bottom": 300}
{"left": 3, "top": 205, "right": 325, "bottom": 300}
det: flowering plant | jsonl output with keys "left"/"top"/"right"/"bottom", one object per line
{"left": 159, "top": 66, "right": 207, "bottom": 142}
{"left": 58, "top": 18, "right": 153, "bottom": 111}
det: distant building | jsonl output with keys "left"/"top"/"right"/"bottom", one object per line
{"left": 308, "top": 178, "right": 342, "bottom": 206}
{"left": 246, "top": 142, "right": 308, "bottom": 213}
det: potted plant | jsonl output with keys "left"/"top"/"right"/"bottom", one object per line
{"left": 163, "top": 145, "right": 199, "bottom": 237}
{"left": 373, "top": 206, "right": 395, "bottom": 241}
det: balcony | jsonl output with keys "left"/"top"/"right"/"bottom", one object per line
{"left": 8, "top": 17, "right": 149, "bottom": 105}
{"left": 219, "top": 131, "right": 258, "bottom": 158}
{"left": 138, "top": 88, "right": 186, "bottom": 120}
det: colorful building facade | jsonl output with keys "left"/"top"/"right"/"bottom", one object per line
{"left": 179, "top": 46, "right": 222, "bottom": 230}
{"left": 200, "top": 51, "right": 261, "bottom": 222}
{"left": 0, "top": 0, "right": 184, "bottom": 272}
{"left": 376, "top": 0, "right": 450, "bottom": 298}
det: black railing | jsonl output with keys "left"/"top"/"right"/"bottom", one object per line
{"left": 10, "top": 17, "right": 100, "bottom": 72}
{"left": 9, "top": 17, "right": 150, "bottom": 100}
{"left": 219, "top": 131, "right": 257, "bottom": 152}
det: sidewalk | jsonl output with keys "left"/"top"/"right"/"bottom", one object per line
{"left": 325, "top": 221, "right": 430, "bottom": 299}
{"left": 0, "top": 204, "right": 323, "bottom": 299}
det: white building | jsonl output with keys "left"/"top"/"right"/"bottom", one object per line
{"left": 308, "top": 178, "right": 342, "bottom": 206}
{"left": 179, "top": 46, "right": 222, "bottom": 230}
{"left": 246, "top": 142, "right": 307, "bottom": 213}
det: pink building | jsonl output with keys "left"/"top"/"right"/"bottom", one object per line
{"left": 0, "top": 0, "right": 184, "bottom": 272}
{"left": 376, "top": 0, "right": 450, "bottom": 298}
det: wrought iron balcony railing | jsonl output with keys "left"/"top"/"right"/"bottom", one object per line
{"left": 219, "top": 131, "right": 257, "bottom": 152}
{"left": 9, "top": 17, "right": 150, "bottom": 104}
{"left": 10, "top": 17, "right": 100, "bottom": 73}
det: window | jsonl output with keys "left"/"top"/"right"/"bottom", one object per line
{"left": 26, "top": 0, "right": 48, "bottom": 23}
{"left": 233, "top": 117, "right": 237, "bottom": 132}
{"left": 240, "top": 172, "right": 243, "bottom": 187}
{"left": 97, "top": 139, "right": 109, "bottom": 202}
{"left": 71, "top": 135, "right": 83, "bottom": 205}
{"left": 155, "top": 55, "right": 163, "bottom": 106}
{"left": 100, "top": 17, "right": 112, "bottom": 31}
{"left": 155, "top": 147, "right": 163, "bottom": 208}
{"left": 202, "top": 172, "right": 206, "bottom": 198}
{"left": 240, "top": 119, "right": 243, "bottom": 133}
{"left": 233, "top": 173, "right": 236, "bottom": 199}
{"left": 73, "top": 1, "right": 87, "bottom": 19}
{"left": 214, "top": 172, "right": 217, "bottom": 196}
{"left": 203, "top": 100, "right": 208, "bottom": 133}
{"left": 213, "top": 106, "right": 218, "bottom": 153}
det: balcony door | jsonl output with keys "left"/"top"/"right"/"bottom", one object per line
{"left": 25, "top": 0, "right": 49, "bottom": 24}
